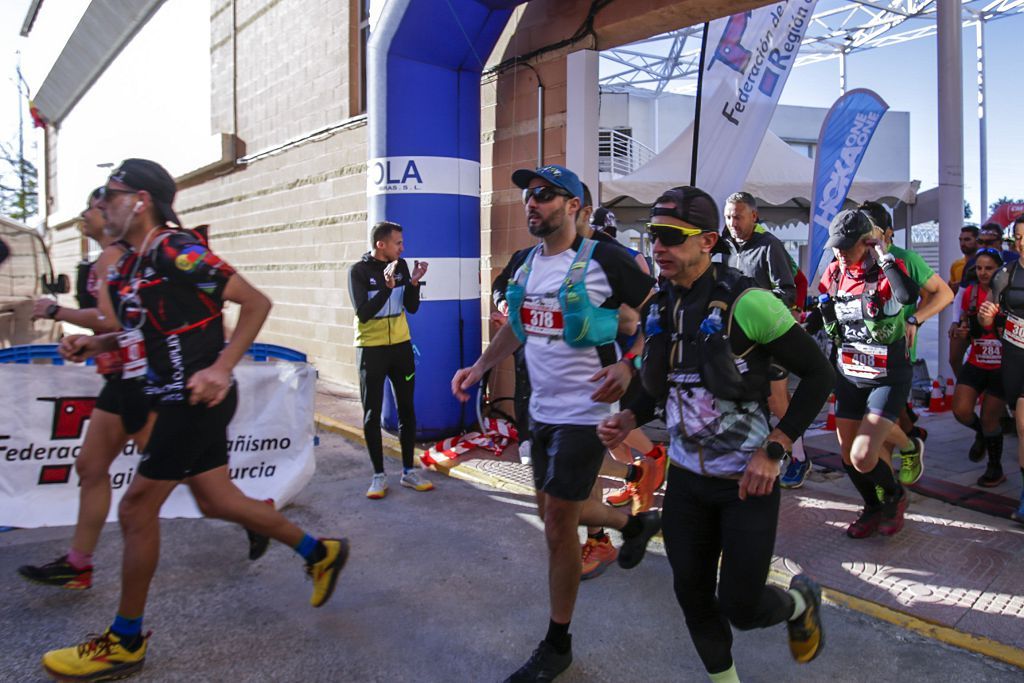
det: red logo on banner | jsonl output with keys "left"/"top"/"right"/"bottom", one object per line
{"left": 38, "top": 465, "right": 73, "bottom": 485}
{"left": 38, "top": 397, "right": 98, "bottom": 440}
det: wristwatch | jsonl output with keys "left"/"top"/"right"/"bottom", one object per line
{"left": 906, "top": 315, "right": 921, "bottom": 327}
{"left": 45, "top": 303, "right": 61, "bottom": 320}
{"left": 620, "top": 351, "right": 639, "bottom": 371}
{"left": 763, "top": 440, "right": 790, "bottom": 462}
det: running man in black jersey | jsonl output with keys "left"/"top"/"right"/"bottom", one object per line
{"left": 600, "top": 186, "right": 833, "bottom": 682}
{"left": 41, "top": 159, "right": 347, "bottom": 683}
{"left": 18, "top": 190, "right": 269, "bottom": 591}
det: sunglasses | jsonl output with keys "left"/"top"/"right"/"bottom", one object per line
{"left": 646, "top": 222, "right": 703, "bottom": 246}
{"left": 99, "top": 186, "right": 138, "bottom": 201}
{"left": 522, "top": 186, "right": 572, "bottom": 204}
{"left": 975, "top": 247, "right": 1004, "bottom": 263}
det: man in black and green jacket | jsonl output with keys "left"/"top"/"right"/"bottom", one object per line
{"left": 348, "top": 221, "right": 432, "bottom": 499}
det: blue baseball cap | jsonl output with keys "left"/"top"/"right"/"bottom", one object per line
{"left": 512, "top": 164, "right": 584, "bottom": 201}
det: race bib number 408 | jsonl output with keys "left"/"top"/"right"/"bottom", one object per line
{"left": 839, "top": 342, "right": 889, "bottom": 380}
{"left": 521, "top": 299, "right": 563, "bottom": 338}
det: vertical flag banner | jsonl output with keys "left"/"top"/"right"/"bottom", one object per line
{"left": 697, "top": 0, "right": 818, "bottom": 211}
{"left": 808, "top": 88, "right": 890, "bottom": 278}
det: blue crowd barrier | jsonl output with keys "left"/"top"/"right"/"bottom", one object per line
{"left": 0, "top": 343, "right": 307, "bottom": 365}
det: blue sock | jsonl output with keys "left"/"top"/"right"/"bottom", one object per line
{"left": 294, "top": 534, "right": 319, "bottom": 563}
{"left": 403, "top": 467, "right": 413, "bottom": 474}
{"left": 110, "top": 614, "right": 143, "bottom": 639}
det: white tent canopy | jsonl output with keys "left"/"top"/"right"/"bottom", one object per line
{"left": 601, "top": 124, "right": 919, "bottom": 207}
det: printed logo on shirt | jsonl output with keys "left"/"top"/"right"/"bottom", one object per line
{"left": 369, "top": 278, "right": 377, "bottom": 286}
{"left": 175, "top": 245, "right": 208, "bottom": 272}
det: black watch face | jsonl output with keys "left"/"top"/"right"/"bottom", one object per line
{"left": 766, "top": 442, "right": 786, "bottom": 460}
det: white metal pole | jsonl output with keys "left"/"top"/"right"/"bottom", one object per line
{"left": 839, "top": 49, "right": 847, "bottom": 95}
{"left": 976, "top": 17, "right": 988, "bottom": 221}
{"left": 937, "top": 0, "right": 964, "bottom": 381}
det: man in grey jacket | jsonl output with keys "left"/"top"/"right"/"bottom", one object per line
{"left": 721, "top": 192, "right": 810, "bottom": 488}
{"left": 721, "top": 192, "right": 796, "bottom": 307}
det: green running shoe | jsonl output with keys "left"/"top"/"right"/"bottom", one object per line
{"left": 898, "top": 437, "right": 925, "bottom": 486}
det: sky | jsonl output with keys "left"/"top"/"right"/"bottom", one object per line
{"left": 0, "top": 0, "right": 1021, "bottom": 226}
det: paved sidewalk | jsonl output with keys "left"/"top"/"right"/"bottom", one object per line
{"left": 316, "top": 380, "right": 1024, "bottom": 669}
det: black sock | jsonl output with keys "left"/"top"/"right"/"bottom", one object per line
{"left": 624, "top": 463, "right": 641, "bottom": 483}
{"left": 545, "top": 619, "right": 571, "bottom": 653}
{"left": 588, "top": 529, "right": 608, "bottom": 542}
{"left": 620, "top": 515, "right": 643, "bottom": 538}
{"left": 864, "top": 460, "right": 901, "bottom": 499}
{"left": 308, "top": 541, "right": 327, "bottom": 565}
{"left": 844, "top": 464, "right": 882, "bottom": 508}
{"left": 967, "top": 414, "right": 983, "bottom": 435}
{"left": 984, "top": 432, "right": 1003, "bottom": 464}
{"left": 908, "top": 426, "right": 923, "bottom": 440}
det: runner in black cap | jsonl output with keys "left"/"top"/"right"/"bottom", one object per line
{"left": 601, "top": 186, "right": 832, "bottom": 682}
{"left": 18, "top": 188, "right": 268, "bottom": 593}
{"left": 41, "top": 159, "right": 348, "bottom": 683}
{"left": 815, "top": 210, "right": 920, "bottom": 539}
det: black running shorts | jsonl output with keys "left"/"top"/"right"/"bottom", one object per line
{"left": 137, "top": 385, "right": 238, "bottom": 481}
{"left": 1001, "top": 343, "right": 1024, "bottom": 403}
{"left": 834, "top": 373, "right": 909, "bottom": 423}
{"left": 529, "top": 422, "right": 605, "bottom": 502}
{"left": 957, "top": 362, "right": 1004, "bottom": 400}
{"left": 95, "top": 377, "right": 152, "bottom": 435}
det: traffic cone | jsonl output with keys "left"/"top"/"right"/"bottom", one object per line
{"left": 928, "top": 379, "right": 945, "bottom": 413}
{"left": 825, "top": 393, "right": 836, "bottom": 431}
{"left": 944, "top": 377, "right": 955, "bottom": 411}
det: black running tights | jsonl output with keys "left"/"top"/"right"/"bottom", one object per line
{"left": 357, "top": 342, "right": 416, "bottom": 472}
{"left": 662, "top": 465, "right": 794, "bottom": 674}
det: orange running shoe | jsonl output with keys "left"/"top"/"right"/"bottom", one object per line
{"left": 605, "top": 482, "right": 636, "bottom": 507}
{"left": 632, "top": 446, "right": 667, "bottom": 514}
{"left": 580, "top": 536, "right": 618, "bottom": 580}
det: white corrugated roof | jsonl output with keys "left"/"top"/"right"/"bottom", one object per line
{"left": 32, "top": 0, "right": 166, "bottom": 126}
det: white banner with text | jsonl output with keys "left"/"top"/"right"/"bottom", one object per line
{"left": 0, "top": 361, "right": 316, "bottom": 528}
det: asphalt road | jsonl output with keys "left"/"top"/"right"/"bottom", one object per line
{"left": 1, "top": 431, "right": 1020, "bottom": 682}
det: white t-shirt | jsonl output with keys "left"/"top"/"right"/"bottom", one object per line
{"left": 515, "top": 238, "right": 652, "bottom": 426}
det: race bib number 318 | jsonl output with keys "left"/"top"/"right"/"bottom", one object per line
{"left": 521, "top": 300, "right": 563, "bottom": 338}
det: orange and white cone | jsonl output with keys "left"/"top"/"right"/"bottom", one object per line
{"left": 825, "top": 393, "right": 836, "bottom": 431}
{"left": 944, "top": 377, "right": 955, "bottom": 411}
{"left": 928, "top": 379, "right": 945, "bottom": 413}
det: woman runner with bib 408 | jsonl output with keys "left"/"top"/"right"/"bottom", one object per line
{"left": 816, "top": 210, "right": 920, "bottom": 539}
{"left": 951, "top": 248, "right": 1007, "bottom": 487}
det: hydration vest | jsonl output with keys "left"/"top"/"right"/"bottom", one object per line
{"left": 506, "top": 238, "right": 619, "bottom": 348}
{"left": 641, "top": 263, "right": 772, "bottom": 404}
{"left": 823, "top": 261, "right": 904, "bottom": 345}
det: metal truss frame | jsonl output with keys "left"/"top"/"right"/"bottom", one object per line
{"left": 599, "top": 0, "right": 1024, "bottom": 95}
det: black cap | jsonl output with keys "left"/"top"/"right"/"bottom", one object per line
{"left": 591, "top": 207, "right": 617, "bottom": 229}
{"left": 825, "top": 210, "right": 872, "bottom": 250}
{"left": 108, "top": 158, "right": 180, "bottom": 227}
{"left": 651, "top": 186, "right": 720, "bottom": 232}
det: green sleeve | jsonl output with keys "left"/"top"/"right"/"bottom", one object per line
{"left": 733, "top": 289, "right": 796, "bottom": 344}
{"left": 890, "top": 246, "right": 934, "bottom": 286}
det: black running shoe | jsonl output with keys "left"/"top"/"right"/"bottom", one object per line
{"left": 977, "top": 462, "right": 1006, "bottom": 488}
{"left": 787, "top": 574, "right": 824, "bottom": 663}
{"left": 247, "top": 529, "right": 270, "bottom": 561}
{"left": 617, "top": 511, "right": 661, "bottom": 569}
{"left": 504, "top": 639, "right": 572, "bottom": 683}
{"left": 17, "top": 555, "right": 92, "bottom": 590}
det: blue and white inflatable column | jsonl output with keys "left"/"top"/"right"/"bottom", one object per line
{"left": 367, "top": 0, "right": 526, "bottom": 440}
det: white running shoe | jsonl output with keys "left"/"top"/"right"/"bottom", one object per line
{"left": 366, "top": 473, "right": 388, "bottom": 499}
{"left": 400, "top": 470, "right": 435, "bottom": 492}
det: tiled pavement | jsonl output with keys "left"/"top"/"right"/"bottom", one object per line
{"left": 315, "top": 379, "right": 1024, "bottom": 665}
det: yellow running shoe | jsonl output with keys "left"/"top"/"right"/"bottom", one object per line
{"left": 787, "top": 574, "right": 824, "bottom": 663}
{"left": 307, "top": 538, "right": 350, "bottom": 608}
{"left": 42, "top": 629, "right": 148, "bottom": 682}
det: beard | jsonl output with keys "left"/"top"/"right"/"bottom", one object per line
{"left": 528, "top": 216, "right": 561, "bottom": 238}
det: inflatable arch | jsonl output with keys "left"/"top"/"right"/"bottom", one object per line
{"left": 367, "top": 0, "right": 526, "bottom": 439}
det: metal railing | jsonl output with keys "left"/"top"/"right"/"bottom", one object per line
{"left": 598, "top": 129, "right": 656, "bottom": 177}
